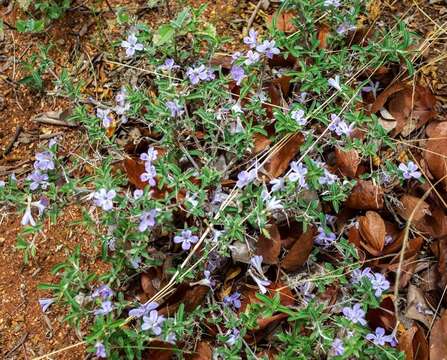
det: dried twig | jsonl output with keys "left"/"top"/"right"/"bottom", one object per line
{"left": 1, "top": 125, "right": 22, "bottom": 159}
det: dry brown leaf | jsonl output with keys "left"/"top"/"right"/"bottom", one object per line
{"left": 438, "top": 237, "right": 447, "bottom": 289}
{"left": 334, "top": 148, "right": 360, "bottom": 178}
{"left": 280, "top": 226, "right": 316, "bottom": 272}
{"left": 186, "top": 342, "right": 212, "bottom": 360}
{"left": 267, "top": 11, "right": 297, "bottom": 33}
{"left": 425, "top": 121, "right": 447, "bottom": 139}
{"left": 318, "top": 24, "right": 330, "bottom": 49}
{"left": 345, "top": 180, "right": 384, "bottom": 210}
{"left": 366, "top": 297, "right": 396, "bottom": 331}
{"left": 399, "top": 325, "right": 429, "bottom": 360}
{"left": 359, "top": 211, "right": 386, "bottom": 254}
{"left": 405, "top": 284, "right": 434, "bottom": 328}
{"left": 252, "top": 132, "right": 272, "bottom": 154}
{"left": 256, "top": 224, "right": 281, "bottom": 264}
{"left": 424, "top": 136, "right": 447, "bottom": 191}
{"left": 144, "top": 340, "right": 174, "bottom": 360}
{"left": 141, "top": 268, "right": 161, "bottom": 298}
{"left": 124, "top": 158, "right": 147, "bottom": 189}
{"left": 371, "top": 81, "right": 406, "bottom": 113}
{"left": 264, "top": 133, "right": 304, "bottom": 178}
{"left": 397, "top": 195, "right": 430, "bottom": 223}
{"left": 430, "top": 310, "right": 447, "bottom": 360}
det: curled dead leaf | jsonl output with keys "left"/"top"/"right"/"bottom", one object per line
{"left": 280, "top": 226, "right": 316, "bottom": 272}
{"left": 359, "top": 211, "right": 386, "bottom": 254}
{"left": 318, "top": 24, "right": 330, "bottom": 49}
{"left": 366, "top": 297, "right": 396, "bottom": 331}
{"left": 264, "top": 133, "right": 304, "bottom": 178}
{"left": 405, "top": 284, "right": 434, "bottom": 328}
{"left": 186, "top": 342, "right": 212, "bottom": 360}
{"left": 397, "top": 195, "right": 430, "bottom": 223}
{"left": 334, "top": 148, "right": 360, "bottom": 178}
{"left": 124, "top": 158, "right": 147, "bottom": 189}
{"left": 399, "top": 325, "right": 429, "bottom": 360}
{"left": 345, "top": 180, "right": 384, "bottom": 210}
{"left": 267, "top": 11, "right": 297, "bottom": 33}
{"left": 256, "top": 224, "right": 281, "bottom": 264}
{"left": 430, "top": 310, "right": 447, "bottom": 360}
{"left": 424, "top": 136, "right": 447, "bottom": 190}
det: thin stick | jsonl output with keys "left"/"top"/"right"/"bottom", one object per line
{"left": 1, "top": 125, "right": 22, "bottom": 159}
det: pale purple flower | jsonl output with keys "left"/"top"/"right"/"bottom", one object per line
{"left": 324, "top": 0, "right": 341, "bottom": 7}
{"left": 362, "top": 81, "right": 381, "bottom": 98}
{"left": 244, "top": 50, "right": 261, "bottom": 65}
{"left": 34, "top": 151, "right": 54, "bottom": 171}
{"left": 328, "top": 114, "right": 354, "bottom": 136}
{"left": 95, "top": 342, "right": 107, "bottom": 358}
{"left": 174, "top": 229, "right": 199, "bottom": 251}
{"left": 351, "top": 267, "right": 373, "bottom": 284}
{"left": 298, "top": 281, "right": 314, "bottom": 303}
{"left": 243, "top": 28, "right": 258, "bottom": 48}
{"left": 93, "top": 189, "right": 116, "bottom": 211}
{"left": 250, "top": 255, "right": 264, "bottom": 275}
{"left": 325, "top": 214, "right": 337, "bottom": 226}
{"left": 133, "top": 189, "right": 144, "bottom": 199}
{"left": 92, "top": 285, "right": 114, "bottom": 300}
{"left": 291, "top": 108, "right": 307, "bottom": 126}
{"left": 230, "top": 65, "right": 246, "bottom": 85}
{"left": 226, "top": 328, "right": 240, "bottom": 346}
{"left": 328, "top": 75, "right": 342, "bottom": 91}
{"left": 94, "top": 300, "right": 113, "bottom": 316}
{"left": 342, "top": 303, "right": 367, "bottom": 326}
{"left": 116, "top": 87, "right": 127, "bottom": 105}
{"left": 38, "top": 298, "right": 55, "bottom": 313}
{"left": 288, "top": 161, "right": 308, "bottom": 188}
{"left": 27, "top": 170, "right": 49, "bottom": 191}
{"left": 130, "top": 257, "right": 141, "bottom": 269}
{"left": 332, "top": 338, "right": 345, "bottom": 356}
{"left": 21, "top": 204, "right": 36, "bottom": 227}
{"left": 236, "top": 169, "right": 257, "bottom": 188}
{"left": 159, "top": 58, "right": 179, "bottom": 71}
{"left": 140, "top": 162, "right": 157, "bottom": 186}
{"left": 319, "top": 169, "right": 338, "bottom": 185}
{"left": 0, "top": 180, "right": 5, "bottom": 187}
{"left": 32, "top": 197, "right": 49, "bottom": 216}
{"left": 138, "top": 209, "right": 157, "bottom": 232}
{"left": 121, "top": 33, "right": 144, "bottom": 57}
{"left": 129, "top": 301, "right": 158, "bottom": 318}
{"left": 186, "top": 65, "right": 214, "bottom": 85}
{"left": 203, "top": 270, "right": 216, "bottom": 288}
{"left": 140, "top": 147, "right": 158, "bottom": 163}
{"left": 265, "top": 196, "right": 283, "bottom": 211}
{"left": 142, "top": 310, "right": 165, "bottom": 335}
{"left": 366, "top": 327, "right": 395, "bottom": 346}
{"left": 166, "top": 101, "right": 184, "bottom": 118}
{"left": 224, "top": 292, "right": 241, "bottom": 309}
{"left": 384, "top": 234, "right": 394, "bottom": 246}
{"left": 165, "top": 332, "right": 177, "bottom": 344}
{"left": 314, "top": 226, "right": 337, "bottom": 247}
{"left": 270, "top": 177, "right": 285, "bottom": 192}
{"left": 371, "top": 273, "right": 390, "bottom": 297}
{"left": 399, "top": 161, "right": 421, "bottom": 180}
{"left": 231, "top": 51, "right": 242, "bottom": 62}
{"left": 296, "top": 92, "right": 308, "bottom": 103}
{"left": 96, "top": 108, "right": 113, "bottom": 128}
{"left": 249, "top": 271, "right": 271, "bottom": 294}
{"left": 256, "top": 40, "right": 280, "bottom": 59}
{"left": 336, "top": 22, "right": 356, "bottom": 35}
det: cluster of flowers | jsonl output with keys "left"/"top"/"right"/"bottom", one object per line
{"left": 330, "top": 301, "right": 397, "bottom": 356}
{"left": 27, "top": 151, "right": 55, "bottom": 191}
{"left": 351, "top": 266, "right": 390, "bottom": 297}
{"left": 139, "top": 146, "right": 158, "bottom": 187}
{"left": 96, "top": 87, "right": 130, "bottom": 129}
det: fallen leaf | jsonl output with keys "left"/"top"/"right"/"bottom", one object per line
{"left": 430, "top": 310, "right": 447, "bottom": 360}
{"left": 141, "top": 268, "right": 161, "bottom": 298}
{"left": 366, "top": 297, "right": 396, "bottom": 331}
{"left": 425, "top": 121, "right": 447, "bottom": 139}
{"left": 252, "top": 132, "right": 272, "bottom": 154}
{"left": 359, "top": 211, "right": 386, "bottom": 254}
{"left": 281, "top": 226, "right": 316, "bottom": 272}
{"left": 318, "top": 24, "right": 330, "bottom": 49}
{"left": 405, "top": 284, "right": 434, "bottom": 328}
{"left": 124, "top": 158, "right": 147, "bottom": 189}
{"left": 267, "top": 11, "right": 297, "bottom": 33}
{"left": 399, "top": 325, "right": 429, "bottom": 360}
{"left": 396, "top": 195, "right": 430, "bottom": 224}
{"left": 256, "top": 224, "right": 281, "bottom": 264}
{"left": 144, "top": 340, "right": 174, "bottom": 360}
{"left": 438, "top": 237, "right": 447, "bottom": 289}
{"left": 186, "top": 342, "right": 212, "bottom": 360}
{"left": 264, "top": 133, "right": 304, "bottom": 178}
{"left": 345, "top": 180, "right": 384, "bottom": 210}
{"left": 334, "top": 148, "right": 360, "bottom": 177}
{"left": 371, "top": 81, "right": 406, "bottom": 114}
{"left": 424, "top": 136, "right": 447, "bottom": 191}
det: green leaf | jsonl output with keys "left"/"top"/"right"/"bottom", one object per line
{"left": 154, "top": 24, "right": 175, "bottom": 46}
